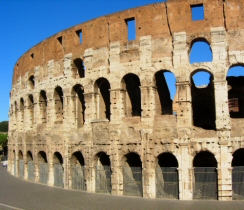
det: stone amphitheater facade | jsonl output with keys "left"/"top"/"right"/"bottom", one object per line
{"left": 8, "top": 0, "right": 244, "bottom": 200}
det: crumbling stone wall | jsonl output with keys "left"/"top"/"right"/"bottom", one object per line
{"left": 8, "top": 0, "right": 244, "bottom": 200}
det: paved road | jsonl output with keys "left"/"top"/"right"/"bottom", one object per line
{"left": 0, "top": 167, "right": 243, "bottom": 210}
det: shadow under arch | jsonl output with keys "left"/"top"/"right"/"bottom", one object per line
{"left": 95, "top": 152, "right": 111, "bottom": 194}
{"left": 156, "top": 152, "right": 179, "bottom": 199}
{"left": 191, "top": 69, "right": 216, "bottom": 130}
{"left": 94, "top": 78, "right": 111, "bottom": 120}
{"left": 72, "top": 84, "right": 85, "bottom": 127}
{"left": 39, "top": 90, "right": 48, "bottom": 123}
{"left": 154, "top": 70, "right": 176, "bottom": 115}
{"left": 121, "top": 73, "right": 141, "bottom": 117}
{"left": 53, "top": 151, "right": 64, "bottom": 188}
{"left": 123, "top": 152, "right": 142, "bottom": 197}
{"left": 70, "top": 151, "right": 86, "bottom": 191}
{"left": 18, "top": 150, "right": 24, "bottom": 178}
{"left": 38, "top": 151, "right": 48, "bottom": 184}
{"left": 54, "top": 86, "right": 64, "bottom": 121}
{"left": 193, "top": 151, "right": 218, "bottom": 200}
{"left": 231, "top": 148, "right": 244, "bottom": 199}
{"left": 27, "top": 151, "right": 34, "bottom": 181}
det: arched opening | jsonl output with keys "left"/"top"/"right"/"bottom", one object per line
{"left": 95, "top": 152, "right": 111, "bottom": 194}
{"left": 54, "top": 86, "right": 63, "bottom": 122}
{"left": 156, "top": 153, "right": 179, "bottom": 199}
{"left": 20, "top": 98, "right": 24, "bottom": 129}
{"left": 29, "top": 75, "right": 35, "bottom": 89}
{"left": 70, "top": 151, "right": 86, "bottom": 191}
{"left": 123, "top": 152, "right": 142, "bottom": 197}
{"left": 28, "top": 94, "right": 34, "bottom": 127}
{"left": 154, "top": 71, "right": 176, "bottom": 115}
{"left": 94, "top": 78, "right": 111, "bottom": 120}
{"left": 39, "top": 90, "right": 47, "bottom": 123}
{"left": 227, "top": 65, "right": 244, "bottom": 118}
{"left": 72, "top": 58, "right": 85, "bottom": 78}
{"left": 231, "top": 148, "right": 244, "bottom": 200}
{"left": 18, "top": 150, "right": 24, "bottom": 178}
{"left": 190, "top": 39, "right": 212, "bottom": 64}
{"left": 38, "top": 151, "right": 48, "bottom": 184}
{"left": 27, "top": 151, "right": 34, "bottom": 181}
{"left": 53, "top": 152, "right": 64, "bottom": 188}
{"left": 191, "top": 70, "right": 216, "bottom": 130}
{"left": 72, "top": 84, "right": 85, "bottom": 127}
{"left": 193, "top": 151, "right": 218, "bottom": 200}
{"left": 122, "top": 74, "right": 141, "bottom": 117}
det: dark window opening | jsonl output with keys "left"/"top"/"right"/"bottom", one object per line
{"left": 126, "top": 18, "right": 136, "bottom": 41}
{"left": 57, "top": 36, "right": 62, "bottom": 45}
{"left": 191, "top": 4, "right": 204, "bottom": 21}
{"left": 122, "top": 74, "right": 141, "bottom": 117}
{"left": 76, "top": 30, "right": 82, "bottom": 44}
{"left": 71, "top": 151, "right": 85, "bottom": 166}
{"left": 95, "top": 78, "right": 111, "bottom": 120}
{"left": 191, "top": 71, "right": 216, "bottom": 130}
{"left": 155, "top": 71, "right": 176, "bottom": 115}
{"left": 72, "top": 84, "right": 85, "bottom": 127}
{"left": 29, "top": 75, "right": 35, "bottom": 89}
{"left": 158, "top": 153, "right": 178, "bottom": 168}
{"left": 31, "top": 53, "right": 34, "bottom": 59}
{"left": 227, "top": 66, "right": 244, "bottom": 118}
{"left": 53, "top": 152, "right": 63, "bottom": 164}
{"left": 193, "top": 151, "right": 217, "bottom": 167}
{"left": 27, "top": 151, "right": 33, "bottom": 161}
{"left": 38, "top": 151, "right": 47, "bottom": 163}
{"left": 39, "top": 90, "right": 47, "bottom": 123}
{"left": 73, "top": 58, "right": 85, "bottom": 78}
{"left": 54, "top": 86, "right": 64, "bottom": 121}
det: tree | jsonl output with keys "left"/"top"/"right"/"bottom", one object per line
{"left": 0, "top": 121, "right": 8, "bottom": 132}
{"left": 0, "top": 133, "right": 7, "bottom": 147}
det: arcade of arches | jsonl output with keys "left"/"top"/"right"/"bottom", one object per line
{"left": 8, "top": 0, "right": 244, "bottom": 201}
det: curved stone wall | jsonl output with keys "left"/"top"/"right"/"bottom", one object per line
{"left": 8, "top": 0, "right": 244, "bottom": 200}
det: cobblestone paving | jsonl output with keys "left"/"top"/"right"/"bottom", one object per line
{"left": 0, "top": 167, "right": 243, "bottom": 210}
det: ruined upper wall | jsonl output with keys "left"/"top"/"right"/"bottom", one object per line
{"left": 12, "top": 0, "right": 244, "bottom": 83}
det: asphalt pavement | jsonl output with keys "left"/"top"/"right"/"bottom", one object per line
{"left": 0, "top": 166, "right": 243, "bottom": 210}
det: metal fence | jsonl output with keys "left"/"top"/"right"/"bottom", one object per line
{"left": 71, "top": 165, "right": 86, "bottom": 191}
{"left": 232, "top": 166, "right": 244, "bottom": 200}
{"left": 18, "top": 160, "right": 24, "bottom": 178}
{"left": 39, "top": 162, "right": 49, "bottom": 184}
{"left": 54, "top": 164, "right": 64, "bottom": 188}
{"left": 156, "top": 167, "right": 179, "bottom": 199}
{"left": 27, "top": 161, "right": 35, "bottom": 181}
{"left": 95, "top": 165, "right": 111, "bottom": 194}
{"left": 193, "top": 167, "right": 217, "bottom": 200}
{"left": 123, "top": 166, "right": 142, "bottom": 197}
{"left": 14, "top": 158, "right": 16, "bottom": 176}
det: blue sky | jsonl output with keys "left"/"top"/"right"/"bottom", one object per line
{"left": 0, "top": 0, "right": 242, "bottom": 122}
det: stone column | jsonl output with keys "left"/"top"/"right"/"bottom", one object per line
{"left": 214, "top": 80, "right": 230, "bottom": 130}
{"left": 48, "top": 153, "right": 54, "bottom": 186}
{"left": 110, "top": 150, "right": 123, "bottom": 196}
{"left": 110, "top": 89, "right": 126, "bottom": 123}
{"left": 217, "top": 135, "right": 232, "bottom": 200}
{"left": 175, "top": 81, "right": 192, "bottom": 127}
{"left": 84, "top": 93, "right": 97, "bottom": 124}
{"left": 63, "top": 144, "right": 69, "bottom": 189}
{"left": 140, "top": 86, "right": 156, "bottom": 122}
{"left": 178, "top": 143, "right": 192, "bottom": 200}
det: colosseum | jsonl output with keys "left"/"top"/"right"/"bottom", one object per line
{"left": 8, "top": 0, "right": 244, "bottom": 201}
